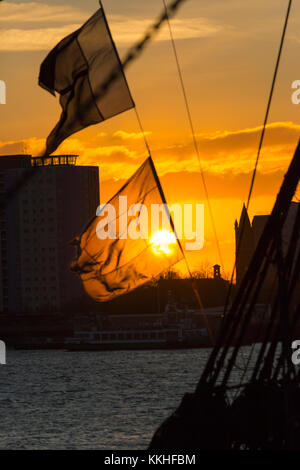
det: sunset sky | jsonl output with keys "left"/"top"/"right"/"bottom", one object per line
{"left": 1, "top": 0, "right": 300, "bottom": 276}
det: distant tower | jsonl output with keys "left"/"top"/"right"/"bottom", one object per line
{"left": 235, "top": 204, "right": 254, "bottom": 285}
{"left": 213, "top": 264, "right": 221, "bottom": 279}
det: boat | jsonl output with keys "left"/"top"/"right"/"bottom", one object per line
{"left": 65, "top": 326, "right": 211, "bottom": 351}
{"left": 64, "top": 303, "right": 275, "bottom": 351}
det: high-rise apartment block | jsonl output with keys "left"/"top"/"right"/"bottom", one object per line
{"left": 0, "top": 154, "right": 99, "bottom": 314}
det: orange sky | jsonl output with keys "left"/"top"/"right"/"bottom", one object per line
{"left": 1, "top": 0, "right": 300, "bottom": 277}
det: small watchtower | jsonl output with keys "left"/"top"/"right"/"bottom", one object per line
{"left": 213, "top": 264, "right": 221, "bottom": 279}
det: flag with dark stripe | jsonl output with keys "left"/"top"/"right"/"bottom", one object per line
{"left": 39, "top": 6, "right": 135, "bottom": 155}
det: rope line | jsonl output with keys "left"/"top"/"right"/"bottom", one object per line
{"left": 246, "top": 0, "right": 293, "bottom": 211}
{"left": 162, "top": 0, "right": 224, "bottom": 272}
{"left": 222, "top": 0, "right": 293, "bottom": 320}
{"left": 134, "top": 107, "right": 151, "bottom": 157}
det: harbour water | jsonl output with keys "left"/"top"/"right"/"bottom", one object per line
{"left": 0, "top": 347, "right": 259, "bottom": 449}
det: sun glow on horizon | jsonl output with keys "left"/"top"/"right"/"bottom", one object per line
{"left": 150, "top": 230, "right": 177, "bottom": 255}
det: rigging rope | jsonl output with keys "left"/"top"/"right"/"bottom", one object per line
{"left": 162, "top": 0, "right": 224, "bottom": 272}
{"left": 134, "top": 107, "right": 151, "bottom": 157}
{"left": 134, "top": 102, "right": 215, "bottom": 345}
{"left": 246, "top": 0, "right": 293, "bottom": 211}
{"left": 222, "top": 0, "right": 293, "bottom": 320}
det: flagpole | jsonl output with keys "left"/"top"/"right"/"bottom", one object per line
{"left": 148, "top": 156, "right": 215, "bottom": 345}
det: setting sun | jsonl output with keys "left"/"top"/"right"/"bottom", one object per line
{"left": 150, "top": 230, "right": 177, "bottom": 255}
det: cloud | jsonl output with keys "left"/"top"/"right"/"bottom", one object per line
{"left": 196, "top": 122, "right": 300, "bottom": 151}
{"left": 109, "top": 16, "right": 223, "bottom": 45}
{"left": 0, "top": 2, "right": 87, "bottom": 23}
{"left": 0, "top": 121, "right": 298, "bottom": 184}
{"left": 0, "top": 25, "right": 81, "bottom": 51}
{"left": 0, "top": 2, "right": 223, "bottom": 51}
{"left": 98, "top": 167, "right": 287, "bottom": 206}
{"left": 113, "top": 130, "right": 152, "bottom": 140}
{"left": 159, "top": 168, "right": 286, "bottom": 201}
{"left": 0, "top": 135, "right": 145, "bottom": 179}
{"left": 153, "top": 121, "right": 300, "bottom": 177}
{"left": 0, "top": 137, "right": 45, "bottom": 155}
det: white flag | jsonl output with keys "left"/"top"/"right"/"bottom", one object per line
{"left": 71, "top": 158, "right": 183, "bottom": 302}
